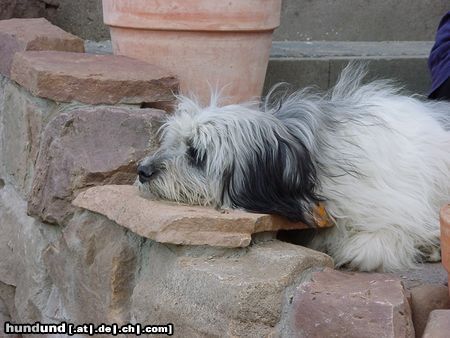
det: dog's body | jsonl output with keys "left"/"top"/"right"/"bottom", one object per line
{"left": 138, "top": 65, "right": 450, "bottom": 272}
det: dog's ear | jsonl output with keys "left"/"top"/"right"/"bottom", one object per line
{"left": 223, "top": 134, "right": 321, "bottom": 225}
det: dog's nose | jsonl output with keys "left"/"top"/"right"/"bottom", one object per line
{"left": 137, "top": 164, "right": 156, "bottom": 183}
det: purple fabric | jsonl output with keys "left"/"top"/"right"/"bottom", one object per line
{"left": 429, "top": 11, "right": 450, "bottom": 96}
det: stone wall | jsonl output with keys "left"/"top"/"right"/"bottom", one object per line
{"left": 0, "top": 18, "right": 338, "bottom": 337}
{"left": 0, "top": 17, "right": 447, "bottom": 338}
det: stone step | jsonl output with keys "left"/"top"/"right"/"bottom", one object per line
{"left": 265, "top": 41, "right": 435, "bottom": 96}
{"left": 0, "top": 18, "right": 84, "bottom": 76}
{"left": 84, "top": 40, "right": 435, "bottom": 96}
{"left": 10, "top": 51, "right": 178, "bottom": 105}
{"left": 274, "top": 0, "right": 448, "bottom": 41}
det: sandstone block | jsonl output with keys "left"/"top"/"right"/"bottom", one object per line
{"left": 0, "top": 80, "right": 56, "bottom": 196}
{"left": 73, "top": 185, "right": 310, "bottom": 248}
{"left": 43, "top": 210, "right": 142, "bottom": 324}
{"left": 423, "top": 310, "right": 450, "bottom": 338}
{"left": 0, "top": 18, "right": 84, "bottom": 77}
{"left": 11, "top": 51, "right": 179, "bottom": 104}
{"left": 28, "top": 106, "right": 165, "bottom": 225}
{"left": 131, "top": 239, "right": 333, "bottom": 337}
{"left": 290, "top": 268, "right": 415, "bottom": 338}
{"left": 410, "top": 284, "right": 450, "bottom": 337}
{"left": 0, "top": 183, "right": 64, "bottom": 324}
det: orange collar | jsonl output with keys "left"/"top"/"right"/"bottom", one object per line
{"left": 312, "top": 202, "right": 335, "bottom": 228}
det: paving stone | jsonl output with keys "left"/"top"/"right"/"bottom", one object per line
{"left": 11, "top": 51, "right": 179, "bottom": 104}
{"left": 410, "top": 284, "right": 450, "bottom": 337}
{"left": 28, "top": 106, "right": 165, "bottom": 225}
{"left": 73, "top": 185, "right": 311, "bottom": 248}
{"left": 0, "top": 18, "right": 84, "bottom": 77}
{"left": 289, "top": 268, "right": 414, "bottom": 338}
{"left": 422, "top": 310, "right": 450, "bottom": 338}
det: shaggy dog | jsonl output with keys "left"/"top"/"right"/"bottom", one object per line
{"left": 137, "top": 65, "right": 450, "bottom": 272}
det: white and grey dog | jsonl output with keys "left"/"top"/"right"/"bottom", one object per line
{"left": 137, "top": 65, "right": 450, "bottom": 272}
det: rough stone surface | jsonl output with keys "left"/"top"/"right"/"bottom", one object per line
{"left": 274, "top": 0, "right": 447, "bottom": 41}
{"left": 290, "top": 268, "right": 415, "bottom": 338}
{"left": 423, "top": 310, "right": 450, "bottom": 338}
{"left": 28, "top": 106, "right": 165, "bottom": 225}
{"left": 0, "top": 282, "right": 18, "bottom": 338}
{"left": 131, "top": 239, "right": 333, "bottom": 337}
{"left": 31, "top": 0, "right": 447, "bottom": 42}
{"left": 11, "top": 51, "right": 179, "bottom": 104}
{"left": 73, "top": 185, "right": 312, "bottom": 248}
{"left": 0, "top": 18, "right": 84, "bottom": 77}
{"left": 0, "top": 0, "right": 47, "bottom": 20}
{"left": 45, "top": 0, "right": 110, "bottom": 41}
{"left": 43, "top": 210, "right": 143, "bottom": 324}
{"left": 265, "top": 41, "right": 432, "bottom": 96}
{"left": 0, "top": 79, "right": 57, "bottom": 197}
{"left": 410, "top": 284, "right": 450, "bottom": 337}
{"left": 0, "top": 184, "right": 63, "bottom": 324}
{"left": 388, "top": 263, "right": 449, "bottom": 290}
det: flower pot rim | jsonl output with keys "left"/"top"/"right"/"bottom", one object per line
{"left": 102, "top": 0, "right": 282, "bottom": 32}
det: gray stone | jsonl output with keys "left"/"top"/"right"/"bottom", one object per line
{"left": 43, "top": 210, "right": 143, "bottom": 325}
{"left": 131, "top": 239, "right": 333, "bottom": 337}
{"left": 0, "top": 282, "right": 16, "bottom": 322}
{"left": 0, "top": 183, "right": 63, "bottom": 324}
{"left": 0, "top": 0, "right": 46, "bottom": 20}
{"left": 35, "top": 0, "right": 448, "bottom": 42}
{"left": 28, "top": 106, "right": 165, "bottom": 225}
{"left": 0, "top": 79, "right": 57, "bottom": 197}
{"left": 423, "top": 310, "right": 450, "bottom": 338}
{"left": 289, "top": 268, "right": 415, "bottom": 338}
{"left": 45, "top": 0, "right": 110, "bottom": 41}
{"left": 264, "top": 41, "right": 433, "bottom": 96}
{"left": 273, "top": 0, "right": 448, "bottom": 41}
{"left": 410, "top": 284, "right": 450, "bottom": 337}
{"left": 0, "top": 282, "right": 19, "bottom": 338}
{"left": 388, "top": 263, "right": 449, "bottom": 290}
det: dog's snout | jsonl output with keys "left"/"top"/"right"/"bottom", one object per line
{"left": 137, "top": 164, "right": 157, "bottom": 183}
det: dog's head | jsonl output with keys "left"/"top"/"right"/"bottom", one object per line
{"left": 137, "top": 96, "right": 321, "bottom": 224}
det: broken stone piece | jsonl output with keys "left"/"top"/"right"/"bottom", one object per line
{"left": 0, "top": 18, "right": 84, "bottom": 77}
{"left": 10, "top": 51, "right": 179, "bottom": 104}
{"left": 72, "top": 185, "right": 310, "bottom": 247}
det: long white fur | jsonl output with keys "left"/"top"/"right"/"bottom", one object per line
{"left": 138, "top": 64, "right": 450, "bottom": 272}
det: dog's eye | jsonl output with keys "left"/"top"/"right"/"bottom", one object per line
{"left": 186, "top": 146, "right": 206, "bottom": 168}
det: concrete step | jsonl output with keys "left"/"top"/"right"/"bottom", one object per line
{"left": 264, "top": 41, "right": 434, "bottom": 96}
{"left": 273, "top": 0, "right": 448, "bottom": 41}
{"left": 84, "top": 40, "right": 434, "bottom": 97}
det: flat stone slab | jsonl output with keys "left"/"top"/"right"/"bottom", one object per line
{"left": 0, "top": 18, "right": 84, "bottom": 77}
{"left": 10, "top": 51, "right": 178, "bottom": 104}
{"left": 72, "top": 185, "right": 310, "bottom": 247}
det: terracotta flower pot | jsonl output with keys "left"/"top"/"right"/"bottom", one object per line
{"left": 102, "top": 0, "right": 282, "bottom": 105}
{"left": 440, "top": 204, "right": 450, "bottom": 296}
